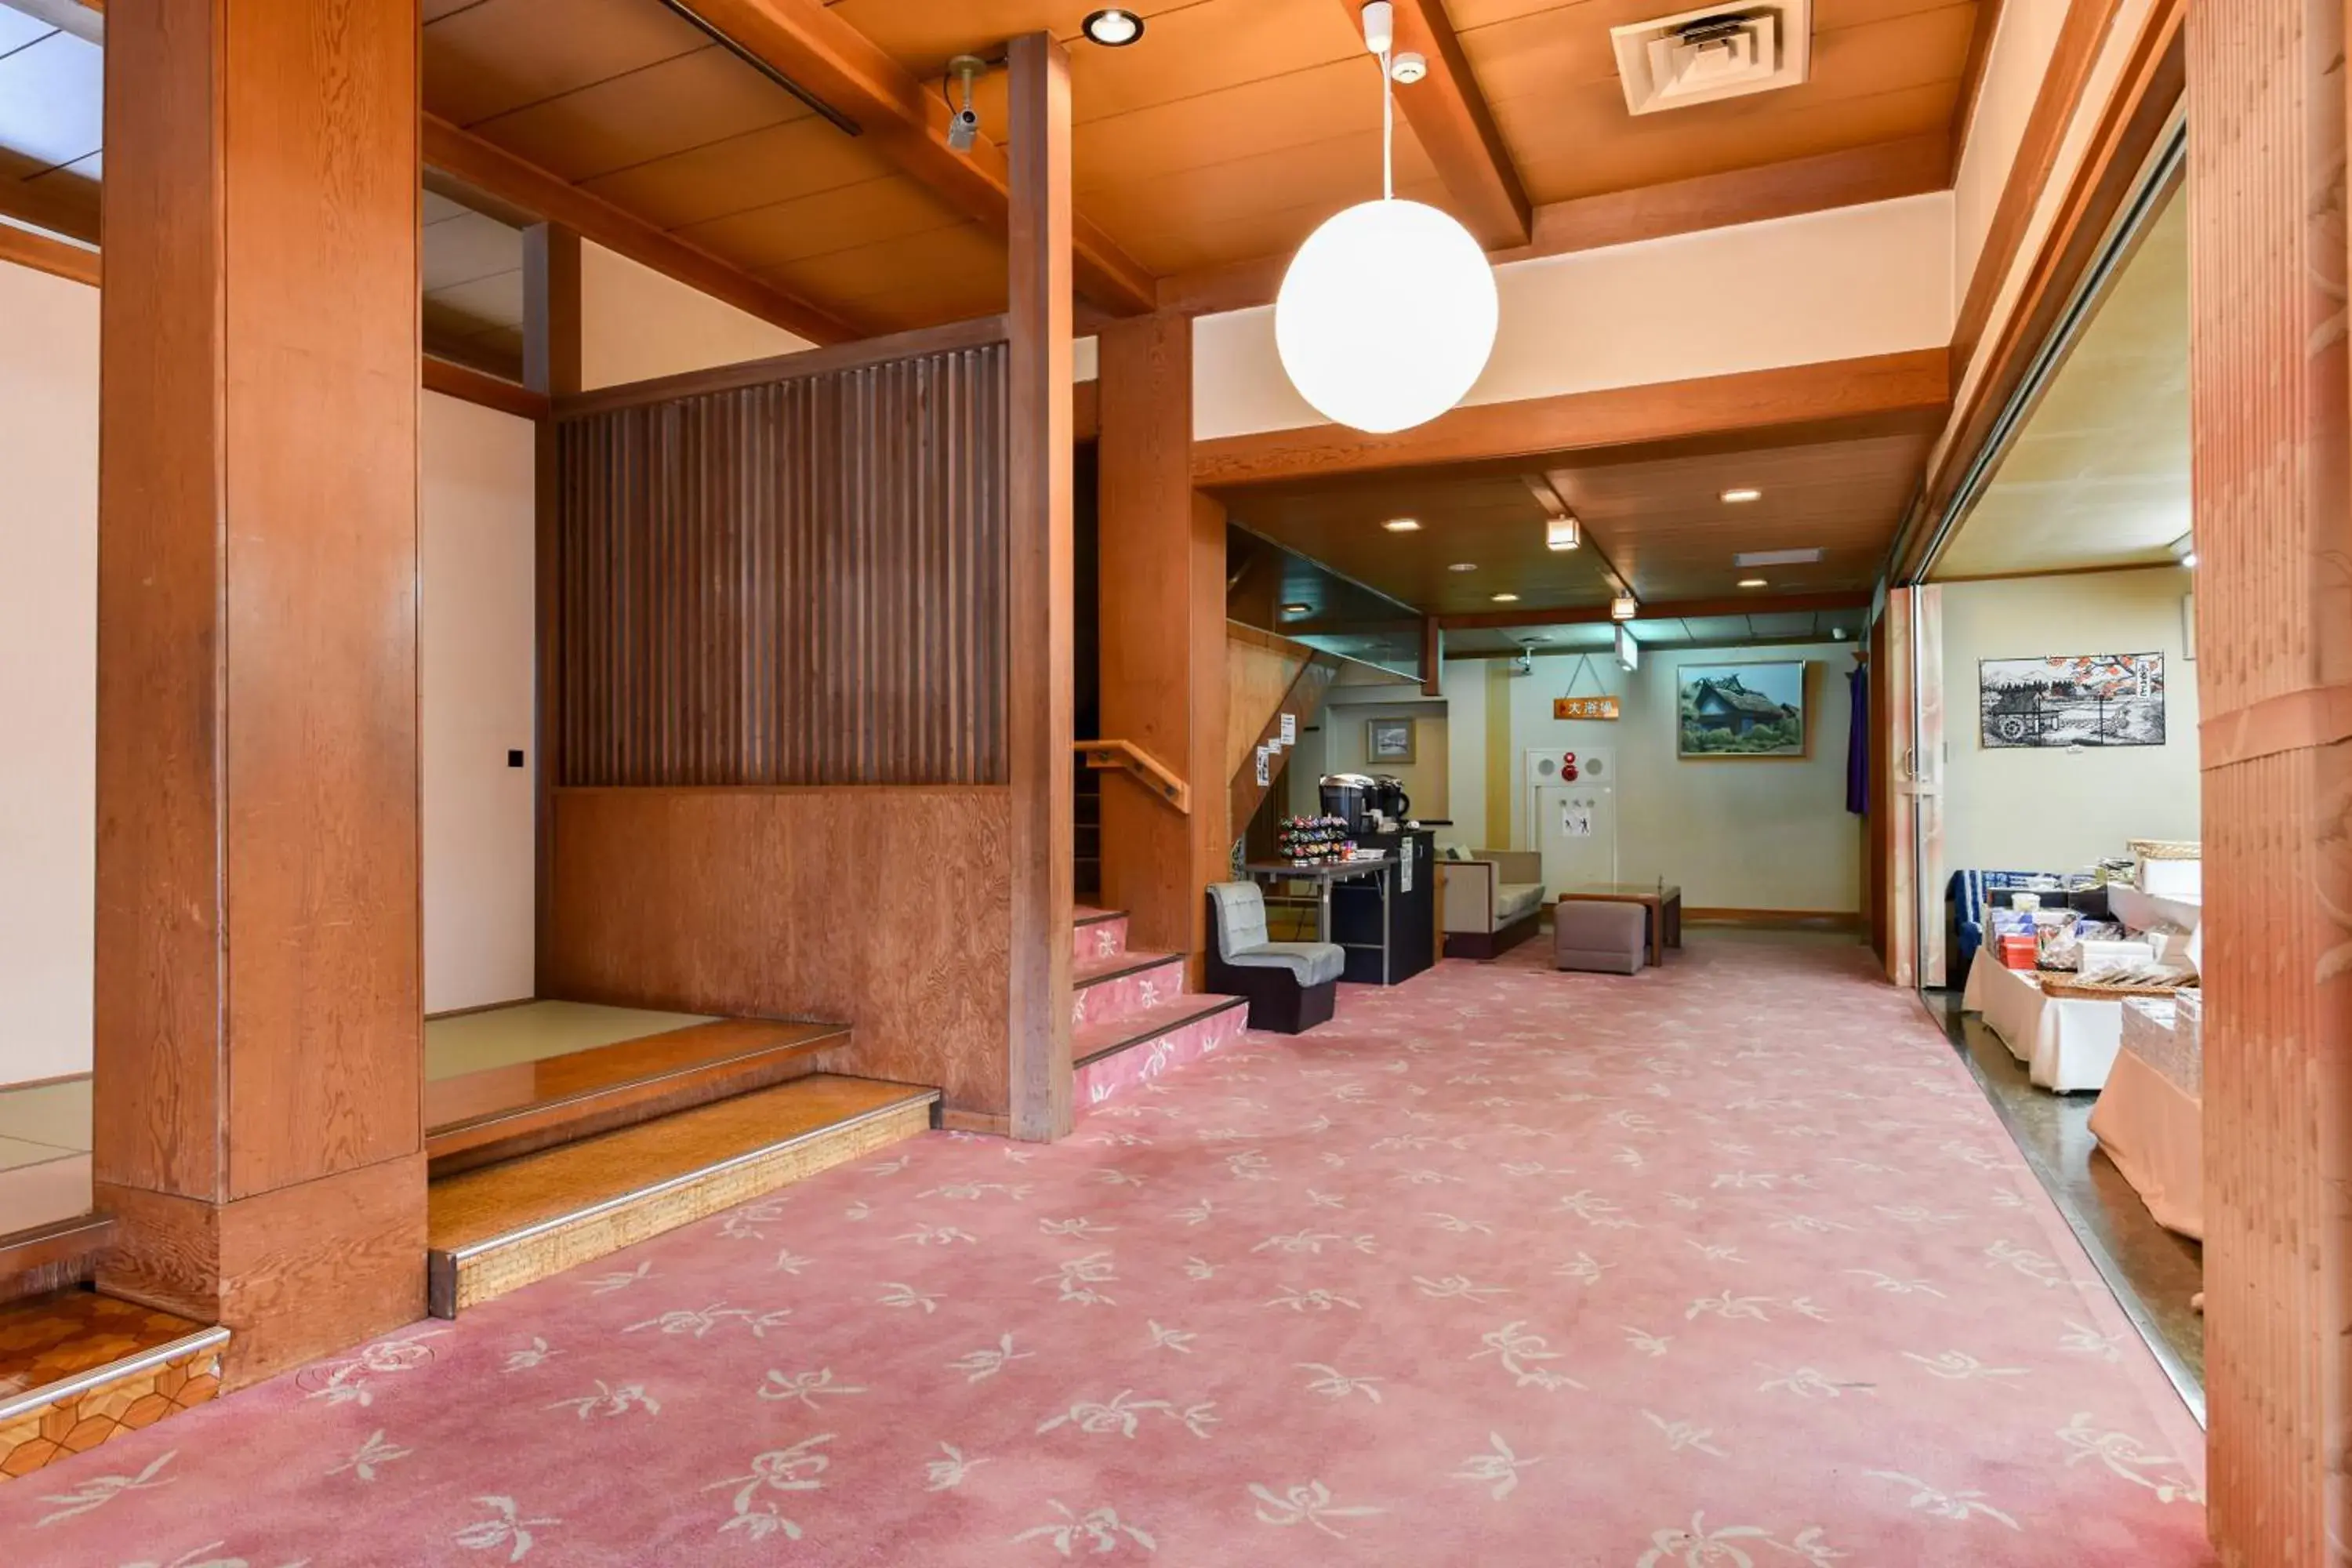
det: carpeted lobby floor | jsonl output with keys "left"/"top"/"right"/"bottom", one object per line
{"left": 6, "top": 936, "right": 2209, "bottom": 1566}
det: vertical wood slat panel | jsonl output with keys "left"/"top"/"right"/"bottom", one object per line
{"left": 553, "top": 341, "right": 1010, "bottom": 788}
{"left": 2187, "top": 2, "right": 2352, "bottom": 1563}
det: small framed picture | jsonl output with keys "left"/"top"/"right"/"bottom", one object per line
{"left": 1367, "top": 717, "right": 1416, "bottom": 764}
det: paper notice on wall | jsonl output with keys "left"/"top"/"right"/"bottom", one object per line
{"left": 1255, "top": 746, "right": 1271, "bottom": 786}
{"left": 1279, "top": 713, "right": 1297, "bottom": 744}
{"left": 1561, "top": 801, "right": 1594, "bottom": 839}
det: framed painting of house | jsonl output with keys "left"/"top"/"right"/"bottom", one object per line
{"left": 1677, "top": 661, "right": 1809, "bottom": 759}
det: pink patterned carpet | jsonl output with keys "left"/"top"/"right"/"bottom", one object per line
{"left": 8, "top": 936, "right": 2210, "bottom": 1566}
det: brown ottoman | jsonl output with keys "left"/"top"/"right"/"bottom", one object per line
{"left": 1554, "top": 899, "right": 1647, "bottom": 975}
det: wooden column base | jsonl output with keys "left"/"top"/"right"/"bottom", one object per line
{"left": 94, "top": 1156, "right": 426, "bottom": 1390}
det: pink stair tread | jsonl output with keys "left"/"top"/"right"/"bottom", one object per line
{"left": 1073, "top": 991, "right": 1247, "bottom": 1067}
{"left": 1073, "top": 947, "right": 1181, "bottom": 989}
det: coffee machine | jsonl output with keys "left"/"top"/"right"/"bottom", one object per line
{"left": 1319, "top": 773, "right": 1376, "bottom": 835}
{"left": 1368, "top": 775, "right": 1412, "bottom": 824}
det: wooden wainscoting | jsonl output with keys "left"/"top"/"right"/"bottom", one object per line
{"left": 542, "top": 786, "right": 1014, "bottom": 1120}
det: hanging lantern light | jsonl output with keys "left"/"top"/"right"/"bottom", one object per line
{"left": 1275, "top": 2, "right": 1499, "bottom": 435}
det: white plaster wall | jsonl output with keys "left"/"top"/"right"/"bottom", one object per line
{"left": 0, "top": 259, "right": 99, "bottom": 1085}
{"left": 1193, "top": 193, "right": 1955, "bottom": 441}
{"left": 1490, "top": 642, "right": 1864, "bottom": 913}
{"left": 1939, "top": 567, "right": 2200, "bottom": 875}
{"left": 1952, "top": 0, "right": 2071, "bottom": 310}
{"left": 419, "top": 390, "right": 539, "bottom": 1014}
{"left": 581, "top": 241, "right": 814, "bottom": 390}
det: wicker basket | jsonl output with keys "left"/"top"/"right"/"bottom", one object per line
{"left": 2043, "top": 975, "right": 2195, "bottom": 1001}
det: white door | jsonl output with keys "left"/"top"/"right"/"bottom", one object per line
{"left": 1529, "top": 746, "right": 1617, "bottom": 890}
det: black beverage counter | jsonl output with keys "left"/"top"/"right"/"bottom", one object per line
{"left": 1329, "top": 827, "right": 1437, "bottom": 985}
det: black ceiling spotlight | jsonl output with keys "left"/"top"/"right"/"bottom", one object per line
{"left": 1081, "top": 8, "right": 1146, "bottom": 46}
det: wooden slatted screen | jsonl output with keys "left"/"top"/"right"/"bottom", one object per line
{"left": 554, "top": 339, "right": 1010, "bottom": 786}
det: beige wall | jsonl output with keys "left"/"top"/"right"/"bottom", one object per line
{"left": 581, "top": 241, "right": 815, "bottom": 390}
{"left": 1470, "top": 641, "right": 1865, "bottom": 913}
{"left": 1319, "top": 691, "right": 1451, "bottom": 822}
{"left": 1193, "top": 193, "right": 1955, "bottom": 441}
{"left": 420, "top": 391, "right": 539, "bottom": 1014}
{"left": 1953, "top": 0, "right": 2070, "bottom": 303}
{"left": 1939, "top": 567, "right": 2200, "bottom": 875}
{"left": 0, "top": 258, "right": 99, "bottom": 1085}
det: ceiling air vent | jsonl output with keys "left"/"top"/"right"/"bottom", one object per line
{"left": 1610, "top": 2, "right": 1812, "bottom": 116}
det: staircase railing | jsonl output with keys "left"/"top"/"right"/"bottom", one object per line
{"left": 1073, "top": 739, "right": 1190, "bottom": 814}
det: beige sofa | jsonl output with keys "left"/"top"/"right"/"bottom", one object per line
{"left": 1439, "top": 850, "right": 1546, "bottom": 960}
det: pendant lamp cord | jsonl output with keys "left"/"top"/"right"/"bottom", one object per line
{"left": 1380, "top": 45, "right": 1395, "bottom": 200}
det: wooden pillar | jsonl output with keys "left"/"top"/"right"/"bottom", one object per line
{"left": 2189, "top": 3, "right": 2352, "bottom": 1560}
{"left": 525, "top": 223, "right": 581, "bottom": 984}
{"left": 1006, "top": 32, "right": 1076, "bottom": 1143}
{"left": 1099, "top": 313, "right": 1229, "bottom": 973}
{"left": 92, "top": 0, "right": 425, "bottom": 1385}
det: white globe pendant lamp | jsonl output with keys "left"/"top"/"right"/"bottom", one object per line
{"left": 1276, "top": 2, "right": 1499, "bottom": 434}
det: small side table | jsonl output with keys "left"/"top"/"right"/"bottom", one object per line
{"left": 1556, "top": 883, "right": 1682, "bottom": 966}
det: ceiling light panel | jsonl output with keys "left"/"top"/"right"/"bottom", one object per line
{"left": 1733, "top": 547, "right": 1824, "bottom": 567}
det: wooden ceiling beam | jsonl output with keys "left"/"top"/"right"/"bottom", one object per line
{"left": 1363, "top": 0, "right": 1530, "bottom": 249}
{"left": 421, "top": 113, "right": 866, "bottom": 347}
{"left": 1193, "top": 348, "right": 1952, "bottom": 489}
{"left": 0, "top": 220, "right": 96, "bottom": 285}
{"left": 423, "top": 355, "right": 550, "bottom": 422}
{"left": 1434, "top": 590, "right": 1869, "bottom": 632}
{"left": 0, "top": 169, "right": 100, "bottom": 246}
{"left": 673, "top": 0, "right": 1156, "bottom": 318}
{"left": 1157, "top": 133, "right": 1948, "bottom": 319}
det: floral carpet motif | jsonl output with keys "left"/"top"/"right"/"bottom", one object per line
{"left": 3, "top": 937, "right": 2209, "bottom": 1566}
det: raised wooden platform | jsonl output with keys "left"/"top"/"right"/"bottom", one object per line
{"left": 0, "top": 1289, "right": 226, "bottom": 1480}
{"left": 426, "top": 1074, "right": 937, "bottom": 1318}
{"left": 425, "top": 1015, "right": 850, "bottom": 1175}
{"left": 0, "top": 1214, "right": 114, "bottom": 1306}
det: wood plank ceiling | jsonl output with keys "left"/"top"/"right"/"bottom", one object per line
{"left": 5, "top": 0, "right": 1985, "bottom": 339}
{"left": 1222, "top": 420, "right": 1938, "bottom": 615}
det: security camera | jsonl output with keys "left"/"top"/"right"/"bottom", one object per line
{"left": 947, "top": 55, "right": 985, "bottom": 155}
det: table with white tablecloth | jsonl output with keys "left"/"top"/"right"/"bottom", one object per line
{"left": 1959, "top": 949, "right": 2125, "bottom": 1092}
{"left": 2086, "top": 996, "right": 2203, "bottom": 1238}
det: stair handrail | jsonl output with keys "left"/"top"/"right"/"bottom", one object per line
{"left": 1073, "top": 738, "right": 1191, "bottom": 814}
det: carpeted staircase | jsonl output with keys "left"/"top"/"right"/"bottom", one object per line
{"left": 1070, "top": 907, "right": 1248, "bottom": 1110}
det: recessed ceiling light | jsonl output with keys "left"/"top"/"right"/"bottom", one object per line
{"left": 1080, "top": 8, "right": 1145, "bottom": 46}
{"left": 1738, "top": 577, "right": 1767, "bottom": 589}
{"left": 1282, "top": 602, "right": 1311, "bottom": 615}
{"left": 1721, "top": 488, "right": 1762, "bottom": 503}
{"left": 1448, "top": 561, "right": 1478, "bottom": 572}
{"left": 1491, "top": 592, "right": 1519, "bottom": 603}
{"left": 1383, "top": 517, "right": 1421, "bottom": 532}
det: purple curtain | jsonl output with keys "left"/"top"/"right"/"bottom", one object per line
{"left": 1846, "top": 664, "right": 1869, "bottom": 816}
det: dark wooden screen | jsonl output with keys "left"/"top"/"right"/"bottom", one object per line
{"left": 554, "top": 337, "right": 1010, "bottom": 786}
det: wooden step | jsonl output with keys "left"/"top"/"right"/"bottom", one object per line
{"left": 1073, "top": 947, "right": 1186, "bottom": 1029}
{"left": 426, "top": 1074, "right": 938, "bottom": 1319}
{"left": 425, "top": 1017, "right": 850, "bottom": 1175}
{"left": 1, "top": 1289, "right": 227, "bottom": 1482}
{"left": 0, "top": 1214, "right": 114, "bottom": 1306}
